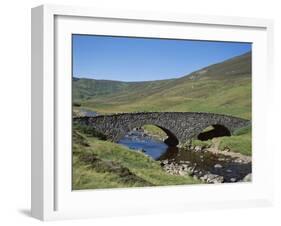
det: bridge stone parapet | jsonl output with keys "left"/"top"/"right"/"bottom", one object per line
{"left": 74, "top": 112, "right": 250, "bottom": 146}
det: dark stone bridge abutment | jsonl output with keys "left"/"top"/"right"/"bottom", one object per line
{"left": 74, "top": 112, "right": 250, "bottom": 146}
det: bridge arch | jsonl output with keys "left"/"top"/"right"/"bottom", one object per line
{"left": 156, "top": 125, "right": 179, "bottom": 146}
{"left": 197, "top": 124, "right": 231, "bottom": 141}
{"left": 117, "top": 123, "right": 179, "bottom": 146}
{"left": 74, "top": 112, "right": 250, "bottom": 145}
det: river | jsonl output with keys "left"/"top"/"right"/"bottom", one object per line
{"left": 76, "top": 110, "right": 251, "bottom": 183}
{"left": 118, "top": 130, "right": 252, "bottom": 183}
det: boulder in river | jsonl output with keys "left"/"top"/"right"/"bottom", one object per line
{"left": 242, "top": 173, "right": 252, "bottom": 182}
{"left": 194, "top": 146, "right": 202, "bottom": 152}
{"left": 214, "top": 164, "right": 223, "bottom": 169}
{"left": 230, "top": 178, "right": 236, "bottom": 182}
{"left": 200, "top": 173, "right": 224, "bottom": 183}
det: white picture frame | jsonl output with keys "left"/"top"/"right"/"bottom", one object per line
{"left": 31, "top": 4, "right": 274, "bottom": 221}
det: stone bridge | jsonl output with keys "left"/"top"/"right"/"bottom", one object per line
{"left": 74, "top": 112, "right": 250, "bottom": 146}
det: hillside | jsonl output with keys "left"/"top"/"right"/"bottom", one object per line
{"left": 73, "top": 127, "right": 199, "bottom": 189}
{"left": 181, "top": 51, "right": 251, "bottom": 80}
{"left": 73, "top": 51, "right": 251, "bottom": 119}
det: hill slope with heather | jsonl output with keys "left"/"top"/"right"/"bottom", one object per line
{"left": 73, "top": 51, "right": 251, "bottom": 119}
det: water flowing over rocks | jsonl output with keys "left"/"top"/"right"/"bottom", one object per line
{"left": 160, "top": 159, "right": 225, "bottom": 183}
{"left": 159, "top": 145, "right": 252, "bottom": 184}
{"left": 117, "top": 126, "right": 252, "bottom": 184}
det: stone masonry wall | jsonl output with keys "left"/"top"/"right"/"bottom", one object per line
{"left": 74, "top": 112, "right": 250, "bottom": 145}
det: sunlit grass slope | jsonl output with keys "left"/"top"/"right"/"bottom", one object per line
{"left": 218, "top": 125, "right": 252, "bottom": 156}
{"left": 73, "top": 128, "right": 199, "bottom": 190}
{"left": 73, "top": 52, "right": 251, "bottom": 119}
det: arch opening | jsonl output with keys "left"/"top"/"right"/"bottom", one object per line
{"left": 197, "top": 124, "right": 231, "bottom": 141}
{"left": 155, "top": 125, "right": 179, "bottom": 147}
{"left": 135, "top": 124, "right": 179, "bottom": 147}
{"left": 117, "top": 124, "right": 179, "bottom": 160}
{"left": 120, "top": 124, "right": 179, "bottom": 147}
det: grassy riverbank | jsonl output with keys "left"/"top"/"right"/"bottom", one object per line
{"left": 72, "top": 52, "right": 252, "bottom": 189}
{"left": 73, "top": 126, "right": 199, "bottom": 190}
{"left": 143, "top": 125, "right": 167, "bottom": 140}
{"left": 187, "top": 125, "right": 252, "bottom": 156}
{"left": 141, "top": 124, "right": 251, "bottom": 156}
{"left": 218, "top": 125, "right": 251, "bottom": 156}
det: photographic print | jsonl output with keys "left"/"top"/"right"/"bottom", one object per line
{"left": 72, "top": 35, "right": 252, "bottom": 190}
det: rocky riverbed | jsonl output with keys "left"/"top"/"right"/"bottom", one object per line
{"left": 159, "top": 145, "right": 252, "bottom": 184}
{"left": 119, "top": 127, "right": 252, "bottom": 184}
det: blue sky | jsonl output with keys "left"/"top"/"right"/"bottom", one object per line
{"left": 72, "top": 35, "right": 251, "bottom": 82}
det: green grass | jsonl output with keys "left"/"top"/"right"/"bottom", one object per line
{"left": 185, "top": 125, "right": 251, "bottom": 156}
{"left": 73, "top": 129, "right": 199, "bottom": 190}
{"left": 142, "top": 125, "right": 167, "bottom": 140}
{"left": 191, "top": 139, "right": 212, "bottom": 148}
{"left": 218, "top": 126, "right": 252, "bottom": 156}
{"left": 77, "top": 77, "right": 251, "bottom": 119}
{"left": 72, "top": 52, "right": 252, "bottom": 188}
{"left": 73, "top": 52, "right": 252, "bottom": 119}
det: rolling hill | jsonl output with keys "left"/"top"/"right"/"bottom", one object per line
{"left": 73, "top": 51, "right": 251, "bottom": 119}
